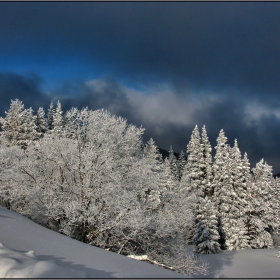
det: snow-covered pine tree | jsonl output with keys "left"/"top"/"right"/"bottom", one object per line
{"left": 201, "top": 125, "right": 213, "bottom": 197}
{"left": 179, "top": 126, "right": 203, "bottom": 244}
{"left": 181, "top": 125, "right": 204, "bottom": 197}
{"left": 19, "top": 107, "right": 39, "bottom": 148}
{"left": 140, "top": 138, "right": 163, "bottom": 206}
{"left": 177, "top": 150, "right": 187, "bottom": 181}
{"left": 168, "top": 146, "right": 179, "bottom": 181}
{"left": 249, "top": 159, "right": 274, "bottom": 248}
{"left": 273, "top": 177, "right": 280, "bottom": 237}
{"left": 35, "top": 107, "right": 48, "bottom": 137}
{"left": 158, "top": 157, "right": 177, "bottom": 206}
{"left": 242, "top": 152, "right": 256, "bottom": 245}
{"left": 53, "top": 101, "right": 64, "bottom": 136}
{"left": 193, "top": 196, "right": 221, "bottom": 254}
{"left": 222, "top": 139, "right": 250, "bottom": 250}
{"left": 47, "top": 101, "right": 55, "bottom": 131}
{"left": 211, "top": 129, "right": 231, "bottom": 249}
{"left": 2, "top": 99, "right": 26, "bottom": 147}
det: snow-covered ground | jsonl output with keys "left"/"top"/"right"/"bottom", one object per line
{"left": 0, "top": 206, "right": 183, "bottom": 278}
{"left": 0, "top": 205, "right": 279, "bottom": 278}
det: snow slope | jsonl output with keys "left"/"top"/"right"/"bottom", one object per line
{"left": 0, "top": 205, "right": 279, "bottom": 278}
{"left": 196, "top": 246, "right": 280, "bottom": 278}
{"left": 0, "top": 206, "right": 183, "bottom": 278}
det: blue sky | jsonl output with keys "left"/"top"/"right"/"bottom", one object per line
{"left": 1, "top": 2, "right": 280, "bottom": 172}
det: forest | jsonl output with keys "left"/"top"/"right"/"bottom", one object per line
{"left": 0, "top": 99, "right": 279, "bottom": 276}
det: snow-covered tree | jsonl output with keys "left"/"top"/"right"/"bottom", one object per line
{"left": 182, "top": 125, "right": 204, "bottom": 197}
{"left": 1, "top": 100, "right": 38, "bottom": 148}
{"left": 177, "top": 150, "right": 187, "bottom": 181}
{"left": 224, "top": 139, "right": 250, "bottom": 250}
{"left": 248, "top": 159, "right": 276, "bottom": 248}
{"left": 47, "top": 102, "right": 55, "bottom": 131}
{"left": 212, "top": 132, "right": 250, "bottom": 250}
{"left": 201, "top": 125, "right": 213, "bottom": 196}
{"left": 193, "top": 196, "right": 221, "bottom": 254}
{"left": 53, "top": 101, "right": 64, "bottom": 135}
{"left": 2, "top": 99, "right": 26, "bottom": 146}
{"left": 19, "top": 107, "right": 39, "bottom": 148}
{"left": 35, "top": 107, "right": 48, "bottom": 137}
{"left": 157, "top": 157, "right": 177, "bottom": 205}
{"left": 0, "top": 106, "right": 201, "bottom": 275}
{"left": 168, "top": 146, "right": 179, "bottom": 181}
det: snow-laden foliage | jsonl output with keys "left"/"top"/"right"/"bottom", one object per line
{"left": 1, "top": 99, "right": 39, "bottom": 148}
{"left": 0, "top": 101, "right": 201, "bottom": 276}
{"left": 248, "top": 159, "right": 276, "bottom": 248}
{"left": 35, "top": 107, "right": 48, "bottom": 137}
{"left": 177, "top": 150, "right": 187, "bottom": 180}
{"left": 1, "top": 99, "right": 280, "bottom": 274}
{"left": 193, "top": 196, "right": 221, "bottom": 254}
{"left": 168, "top": 146, "right": 179, "bottom": 181}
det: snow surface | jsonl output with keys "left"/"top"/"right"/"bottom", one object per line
{"left": 195, "top": 245, "right": 280, "bottom": 278}
{"left": 0, "top": 205, "right": 279, "bottom": 278}
{"left": 0, "top": 206, "right": 183, "bottom": 278}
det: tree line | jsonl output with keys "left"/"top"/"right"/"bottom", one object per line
{"left": 0, "top": 99, "right": 279, "bottom": 275}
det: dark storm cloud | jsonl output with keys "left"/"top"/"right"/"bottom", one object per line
{"left": 0, "top": 72, "right": 50, "bottom": 113}
{"left": 1, "top": 73, "right": 280, "bottom": 173}
{"left": 1, "top": 2, "right": 280, "bottom": 100}
{"left": 1, "top": 2, "right": 280, "bottom": 172}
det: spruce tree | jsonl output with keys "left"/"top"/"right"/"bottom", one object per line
{"left": 224, "top": 139, "right": 250, "bottom": 250}
{"left": 193, "top": 196, "right": 221, "bottom": 254}
{"left": 47, "top": 101, "right": 55, "bottom": 130}
{"left": 249, "top": 159, "right": 274, "bottom": 248}
{"left": 201, "top": 125, "right": 213, "bottom": 196}
{"left": 2, "top": 99, "right": 26, "bottom": 146}
{"left": 53, "top": 101, "right": 64, "bottom": 135}
{"left": 183, "top": 125, "right": 204, "bottom": 197}
{"left": 212, "top": 129, "right": 233, "bottom": 249}
{"left": 35, "top": 107, "right": 48, "bottom": 137}
{"left": 177, "top": 150, "right": 187, "bottom": 181}
{"left": 140, "top": 138, "right": 163, "bottom": 205}
{"left": 168, "top": 146, "right": 179, "bottom": 181}
{"left": 179, "top": 126, "right": 203, "bottom": 244}
{"left": 20, "top": 107, "right": 39, "bottom": 148}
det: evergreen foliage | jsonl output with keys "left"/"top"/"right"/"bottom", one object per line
{"left": 193, "top": 196, "right": 221, "bottom": 254}
{"left": 35, "top": 107, "right": 48, "bottom": 137}
{"left": 0, "top": 98, "right": 280, "bottom": 272}
{"left": 47, "top": 102, "right": 55, "bottom": 130}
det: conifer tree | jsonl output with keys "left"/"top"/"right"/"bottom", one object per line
{"left": 35, "top": 107, "right": 48, "bottom": 137}
{"left": 168, "top": 146, "right": 179, "bottom": 181}
{"left": 193, "top": 196, "right": 221, "bottom": 254}
{"left": 201, "top": 125, "right": 213, "bottom": 196}
{"left": 212, "top": 130, "right": 234, "bottom": 249}
{"left": 19, "top": 107, "right": 39, "bottom": 148}
{"left": 53, "top": 101, "right": 64, "bottom": 135}
{"left": 177, "top": 150, "right": 187, "bottom": 181}
{"left": 248, "top": 159, "right": 276, "bottom": 248}
{"left": 159, "top": 157, "right": 177, "bottom": 194}
{"left": 273, "top": 177, "right": 280, "bottom": 236}
{"left": 182, "top": 125, "right": 204, "bottom": 197}
{"left": 47, "top": 101, "right": 55, "bottom": 130}
{"left": 224, "top": 139, "right": 250, "bottom": 250}
{"left": 2, "top": 99, "right": 26, "bottom": 146}
{"left": 140, "top": 138, "right": 163, "bottom": 205}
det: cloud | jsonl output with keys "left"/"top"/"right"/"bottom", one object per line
{"left": 1, "top": 72, "right": 280, "bottom": 173}
{"left": 0, "top": 72, "right": 50, "bottom": 113}
{"left": 1, "top": 2, "right": 280, "bottom": 99}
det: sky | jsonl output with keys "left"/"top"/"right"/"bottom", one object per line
{"left": 0, "top": 205, "right": 279, "bottom": 278}
{"left": 1, "top": 2, "right": 280, "bottom": 172}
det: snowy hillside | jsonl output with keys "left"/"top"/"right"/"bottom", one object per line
{"left": 0, "top": 205, "right": 279, "bottom": 278}
{"left": 0, "top": 206, "right": 183, "bottom": 278}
